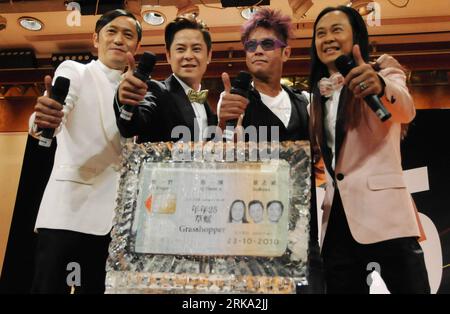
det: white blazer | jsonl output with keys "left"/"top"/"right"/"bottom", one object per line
{"left": 30, "top": 60, "right": 122, "bottom": 235}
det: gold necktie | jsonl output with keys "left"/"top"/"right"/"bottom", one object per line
{"left": 187, "top": 89, "right": 208, "bottom": 104}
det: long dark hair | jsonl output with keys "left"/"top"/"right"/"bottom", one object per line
{"left": 309, "top": 6, "right": 410, "bottom": 149}
{"left": 310, "top": 6, "right": 370, "bottom": 90}
{"left": 309, "top": 6, "right": 370, "bottom": 150}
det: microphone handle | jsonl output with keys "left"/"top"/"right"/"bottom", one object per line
{"left": 363, "top": 94, "right": 392, "bottom": 122}
{"left": 38, "top": 95, "right": 66, "bottom": 148}
{"left": 39, "top": 127, "right": 57, "bottom": 148}
{"left": 120, "top": 70, "right": 149, "bottom": 121}
{"left": 335, "top": 55, "right": 392, "bottom": 122}
{"left": 230, "top": 87, "right": 248, "bottom": 99}
{"left": 223, "top": 87, "right": 249, "bottom": 141}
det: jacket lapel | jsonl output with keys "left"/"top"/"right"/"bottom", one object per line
{"left": 204, "top": 100, "right": 218, "bottom": 126}
{"left": 86, "top": 61, "right": 121, "bottom": 155}
{"left": 248, "top": 88, "right": 285, "bottom": 128}
{"left": 283, "top": 86, "right": 309, "bottom": 135}
{"left": 317, "top": 94, "right": 335, "bottom": 179}
{"left": 320, "top": 125, "right": 335, "bottom": 179}
{"left": 334, "top": 88, "right": 347, "bottom": 167}
{"left": 165, "top": 75, "right": 196, "bottom": 133}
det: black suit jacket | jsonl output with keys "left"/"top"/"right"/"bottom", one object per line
{"left": 240, "top": 84, "right": 323, "bottom": 293}
{"left": 242, "top": 85, "right": 309, "bottom": 141}
{"left": 318, "top": 88, "right": 348, "bottom": 181}
{"left": 114, "top": 75, "right": 218, "bottom": 143}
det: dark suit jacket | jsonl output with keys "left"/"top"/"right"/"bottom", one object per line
{"left": 241, "top": 84, "right": 323, "bottom": 293}
{"left": 114, "top": 74, "right": 218, "bottom": 143}
{"left": 242, "top": 85, "right": 310, "bottom": 142}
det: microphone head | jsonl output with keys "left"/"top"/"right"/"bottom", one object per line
{"left": 52, "top": 76, "right": 70, "bottom": 102}
{"left": 137, "top": 51, "right": 156, "bottom": 76}
{"left": 233, "top": 71, "right": 252, "bottom": 92}
{"left": 334, "top": 54, "right": 355, "bottom": 77}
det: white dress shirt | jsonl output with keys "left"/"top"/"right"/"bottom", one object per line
{"left": 173, "top": 74, "right": 208, "bottom": 141}
{"left": 259, "top": 89, "right": 292, "bottom": 128}
{"left": 97, "top": 59, "right": 123, "bottom": 91}
{"left": 217, "top": 86, "right": 292, "bottom": 128}
{"left": 323, "top": 87, "right": 343, "bottom": 170}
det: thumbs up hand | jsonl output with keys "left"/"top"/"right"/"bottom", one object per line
{"left": 34, "top": 75, "right": 64, "bottom": 129}
{"left": 344, "top": 45, "right": 384, "bottom": 99}
{"left": 118, "top": 52, "right": 148, "bottom": 106}
{"left": 218, "top": 72, "right": 249, "bottom": 128}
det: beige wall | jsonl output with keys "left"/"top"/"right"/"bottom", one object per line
{"left": 0, "top": 132, "right": 27, "bottom": 275}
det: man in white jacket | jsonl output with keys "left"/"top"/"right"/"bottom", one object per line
{"left": 28, "top": 9, "right": 141, "bottom": 294}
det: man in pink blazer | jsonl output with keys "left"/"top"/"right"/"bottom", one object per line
{"left": 320, "top": 54, "right": 422, "bottom": 245}
{"left": 309, "top": 6, "right": 430, "bottom": 293}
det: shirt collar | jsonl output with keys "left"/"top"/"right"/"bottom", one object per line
{"left": 173, "top": 74, "right": 202, "bottom": 95}
{"left": 96, "top": 59, "right": 123, "bottom": 85}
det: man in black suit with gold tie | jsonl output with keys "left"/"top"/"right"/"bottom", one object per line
{"left": 114, "top": 14, "right": 217, "bottom": 142}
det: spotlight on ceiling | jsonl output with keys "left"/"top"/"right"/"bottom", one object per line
{"left": 288, "top": 0, "right": 313, "bottom": 19}
{"left": 18, "top": 16, "right": 43, "bottom": 31}
{"left": 240, "top": 7, "right": 259, "bottom": 20}
{"left": 141, "top": 6, "right": 166, "bottom": 26}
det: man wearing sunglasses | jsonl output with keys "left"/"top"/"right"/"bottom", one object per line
{"left": 217, "top": 8, "right": 323, "bottom": 293}
{"left": 218, "top": 8, "right": 309, "bottom": 143}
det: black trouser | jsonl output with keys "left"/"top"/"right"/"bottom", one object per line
{"left": 31, "top": 228, "right": 111, "bottom": 294}
{"left": 321, "top": 189, "right": 430, "bottom": 294}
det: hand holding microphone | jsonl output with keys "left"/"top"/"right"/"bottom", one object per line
{"left": 118, "top": 51, "right": 156, "bottom": 121}
{"left": 335, "top": 44, "right": 391, "bottom": 122}
{"left": 220, "top": 71, "right": 252, "bottom": 141}
{"left": 34, "top": 75, "right": 70, "bottom": 147}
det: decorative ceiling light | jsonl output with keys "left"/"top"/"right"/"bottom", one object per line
{"left": 18, "top": 17, "right": 43, "bottom": 31}
{"left": 0, "top": 15, "right": 6, "bottom": 31}
{"left": 288, "top": 0, "right": 313, "bottom": 19}
{"left": 241, "top": 7, "right": 258, "bottom": 20}
{"left": 141, "top": 6, "right": 166, "bottom": 26}
{"left": 348, "top": 0, "right": 375, "bottom": 16}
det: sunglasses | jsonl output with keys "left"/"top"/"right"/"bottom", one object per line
{"left": 243, "top": 38, "right": 287, "bottom": 52}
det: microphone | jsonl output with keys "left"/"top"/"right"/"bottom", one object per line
{"left": 335, "top": 55, "right": 392, "bottom": 122}
{"left": 120, "top": 51, "right": 157, "bottom": 121}
{"left": 223, "top": 71, "right": 253, "bottom": 141}
{"left": 38, "top": 76, "right": 70, "bottom": 147}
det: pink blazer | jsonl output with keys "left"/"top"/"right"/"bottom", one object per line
{"left": 320, "top": 56, "right": 423, "bottom": 245}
